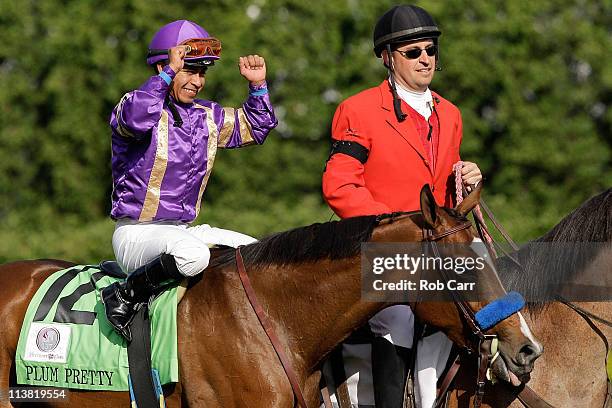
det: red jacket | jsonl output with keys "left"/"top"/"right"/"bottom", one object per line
{"left": 322, "top": 81, "right": 463, "bottom": 218}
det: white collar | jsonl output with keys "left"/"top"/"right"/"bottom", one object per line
{"left": 391, "top": 79, "right": 434, "bottom": 120}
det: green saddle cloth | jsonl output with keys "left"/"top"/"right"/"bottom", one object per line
{"left": 15, "top": 264, "right": 179, "bottom": 391}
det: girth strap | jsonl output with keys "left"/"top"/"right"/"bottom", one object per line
{"left": 235, "top": 248, "right": 308, "bottom": 408}
{"left": 127, "top": 305, "right": 163, "bottom": 408}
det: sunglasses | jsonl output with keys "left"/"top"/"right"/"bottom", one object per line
{"left": 148, "top": 37, "right": 222, "bottom": 59}
{"left": 395, "top": 45, "right": 437, "bottom": 60}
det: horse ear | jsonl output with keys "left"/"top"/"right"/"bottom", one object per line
{"left": 420, "top": 184, "right": 439, "bottom": 228}
{"left": 455, "top": 183, "right": 483, "bottom": 216}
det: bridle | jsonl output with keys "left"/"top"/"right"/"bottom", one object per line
{"left": 423, "top": 219, "right": 494, "bottom": 354}
{"left": 421, "top": 218, "right": 501, "bottom": 408}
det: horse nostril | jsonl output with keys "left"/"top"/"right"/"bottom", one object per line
{"left": 517, "top": 343, "right": 542, "bottom": 366}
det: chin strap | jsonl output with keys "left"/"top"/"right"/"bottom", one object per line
{"left": 386, "top": 44, "right": 407, "bottom": 122}
{"left": 166, "top": 96, "right": 183, "bottom": 127}
{"left": 435, "top": 38, "right": 442, "bottom": 71}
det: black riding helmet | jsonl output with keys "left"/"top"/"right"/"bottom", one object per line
{"left": 373, "top": 5, "right": 441, "bottom": 57}
{"left": 373, "top": 5, "right": 441, "bottom": 122}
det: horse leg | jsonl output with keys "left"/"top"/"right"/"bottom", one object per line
{"left": 0, "top": 350, "right": 13, "bottom": 408}
{"left": 0, "top": 262, "right": 61, "bottom": 408}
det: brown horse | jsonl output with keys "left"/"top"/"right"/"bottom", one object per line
{"left": 448, "top": 188, "right": 612, "bottom": 407}
{"left": 0, "top": 186, "right": 541, "bottom": 407}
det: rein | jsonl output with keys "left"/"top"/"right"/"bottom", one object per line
{"left": 452, "top": 162, "right": 523, "bottom": 269}
{"left": 235, "top": 248, "right": 309, "bottom": 408}
{"left": 557, "top": 296, "right": 612, "bottom": 329}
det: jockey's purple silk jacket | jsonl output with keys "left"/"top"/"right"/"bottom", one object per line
{"left": 110, "top": 65, "right": 277, "bottom": 223}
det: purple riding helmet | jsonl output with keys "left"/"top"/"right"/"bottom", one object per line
{"left": 146, "top": 20, "right": 221, "bottom": 69}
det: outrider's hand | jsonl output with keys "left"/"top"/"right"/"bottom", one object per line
{"left": 461, "top": 161, "right": 483, "bottom": 192}
{"left": 239, "top": 55, "right": 266, "bottom": 87}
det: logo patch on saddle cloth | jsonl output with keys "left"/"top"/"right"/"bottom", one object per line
{"left": 15, "top": 265, "right": 179, "bottom": 391}
{"left": 24, "top": 322, "right": 71, "bottom": 363}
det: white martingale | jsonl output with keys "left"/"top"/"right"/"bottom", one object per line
{"left": 24, "top": 322, "right": 72, "bottom": 364}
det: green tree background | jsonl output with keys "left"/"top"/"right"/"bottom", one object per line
{"left": 0, "top": 0, "right": 609, "bottom": 263}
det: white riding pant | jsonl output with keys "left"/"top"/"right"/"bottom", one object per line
{"left": 112, "top": 219, "right": 257, "bottom": 276}
{"left": 369, "top": 304, "right": 414, "bottom": 348}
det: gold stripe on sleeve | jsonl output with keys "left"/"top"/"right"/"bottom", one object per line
{"left": 138, "top": 110, "right": 169, "bottom": 221}
{"left": 237, "top": 107, "right": 255, "bottom": 145}
{"left": 115, "top": 94, "right": 136, "bottom": 138}
{"left": 218, "top": 107, "right": 236, "bottom": 148}
{"left": 194, "top": 106, "right": 219, "bottom": 219}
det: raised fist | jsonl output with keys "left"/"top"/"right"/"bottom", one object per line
{"left": 239, "top": 55, "right": 266, "bottom": 86}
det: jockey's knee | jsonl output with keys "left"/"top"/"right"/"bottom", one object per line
{"left": 232, "top": 233, "right": 257, "bottom": 246}
{"left": 206, "top": 226, "right": 257, "bottom": 247}
{"left": 166, "top": 240, "right": 211, "bottom": 277}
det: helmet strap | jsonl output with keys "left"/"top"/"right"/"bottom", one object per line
{"left": 434, "top": 38, "right": 442, "bottom": 71}
{"left": 386, "top": 44, "right": 407, "bottom": 122}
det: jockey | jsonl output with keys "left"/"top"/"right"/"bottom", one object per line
{"left": 322, "top": 5, "right": 482, "bottom": 408}
{"left": 102, "top": 20, "right": 277, "bottom": 341}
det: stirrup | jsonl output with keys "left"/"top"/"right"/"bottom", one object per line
{"left": 101, "top": 282, "right": 143, "bottom": 342}
{"left": 101, "top": 254, "right": 182, "bottom": 341}
{"left": 117, "top": 324, "right": 133, "bottom": 343}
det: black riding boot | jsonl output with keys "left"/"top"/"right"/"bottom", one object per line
{"left": 101, "top": 254, "right": 183, "bottom": 342}
{"left": 371, "top": 336, "right": 411, "bottom": 408}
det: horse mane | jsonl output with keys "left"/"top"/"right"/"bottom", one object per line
{"left": 498, "top": 188, "right": 612, "bottom": 311}
{"left": 208, "top": 215, "right": 384, "bottom": 269}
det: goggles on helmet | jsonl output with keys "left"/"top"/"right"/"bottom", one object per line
{"left": 181, "top": 38, "right": 221, "bottom": 58}
{"left": 147, "top": 37, "right": 222, "bottom": 60}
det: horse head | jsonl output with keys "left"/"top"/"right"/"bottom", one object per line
{"left": 369, "top": 184, "right": 543, "bottom": 386}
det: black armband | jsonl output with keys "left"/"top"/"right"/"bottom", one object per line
{"left": 327, "top": 139, "right": 369, "bottom": 164}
